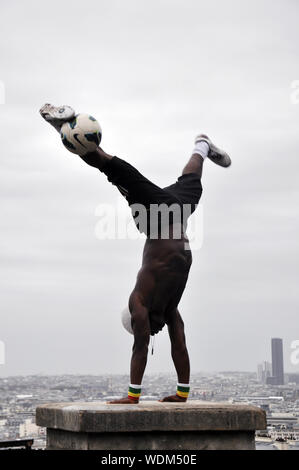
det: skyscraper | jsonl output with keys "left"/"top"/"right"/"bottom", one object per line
{"left": 267, "top": 338, "right": 284, "bottom": 385}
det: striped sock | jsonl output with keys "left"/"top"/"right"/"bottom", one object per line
{"left": 128, "top": 383, "right": 141, "bottom": 402}
{"left": 176, "top": 383, "right": 190, "bottom": 399}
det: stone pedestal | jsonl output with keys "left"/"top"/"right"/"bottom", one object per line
{"left": 36, "top": 401, "right": 266, "bottom": 450}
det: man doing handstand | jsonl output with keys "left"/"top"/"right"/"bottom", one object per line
{"left": 40, "top": 103, "right": 231, "bottom": 404}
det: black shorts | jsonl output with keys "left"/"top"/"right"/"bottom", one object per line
{"left": 102, "top": 156, "right": 203, "bottom": 235}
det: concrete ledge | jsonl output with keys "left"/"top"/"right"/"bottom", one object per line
{"left": 36, "top": 401, "right": 266, "bottom": 450}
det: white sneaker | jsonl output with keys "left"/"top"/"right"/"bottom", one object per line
{"left": 39, "top": 103, "right": 76, "bottom": 132}
{"left": 195, "top": 134, "right": 231, "bottom": 167}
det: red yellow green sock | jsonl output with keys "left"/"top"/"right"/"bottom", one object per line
{"left": 128, "top": 384, "right": 141, "bottom": 402}
{"left": 176, "top": 383, "right": 190, "bottom": 399}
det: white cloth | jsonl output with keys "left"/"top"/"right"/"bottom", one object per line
{"left": 121, "top": 306, "right": 133, "bottom": 334}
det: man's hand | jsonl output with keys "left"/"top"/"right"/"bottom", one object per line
{"left": 159, "top": 395, "right": 187, "bottom": 403}
{"left": 106, "top": 397, "right": 139, "bottom": 405}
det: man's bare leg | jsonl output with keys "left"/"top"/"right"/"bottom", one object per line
{"left": 182, "top": 136, "right": 206, "bottom": 177}
{"left": 160, "top": 310, "right": 190, "bottom": 402}
{"left": 182, "top": 153, "right": 204, "bottom": 178}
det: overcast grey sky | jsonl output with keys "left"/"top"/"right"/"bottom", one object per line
{"left": 1, "top": 0, "right": 299, "bottom": 377}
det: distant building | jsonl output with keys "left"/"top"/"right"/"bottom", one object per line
{"left": 267, "top": 338, "right": 284, "bottom": 385}
{"left": 257, "top": 361, "right": 272, "bottom": 384}
{"left": 267, "top": 413, "right": 297, "bottom": 430}
{"left": 19, "top": 419, "right": 39, "bottom": 438}
{"left": 285, "top": 373, "right": 299, "bottom": 384}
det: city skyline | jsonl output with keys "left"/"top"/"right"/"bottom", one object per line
{"left": 1, "top": 333, "right": 297, "bottom": 377}
{"left": 1, "top": 371, "right": 299, "bottom": 450}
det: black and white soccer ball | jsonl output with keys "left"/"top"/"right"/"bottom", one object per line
{"left": 60, "top": 113, "right": 102, "bottom": 155}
